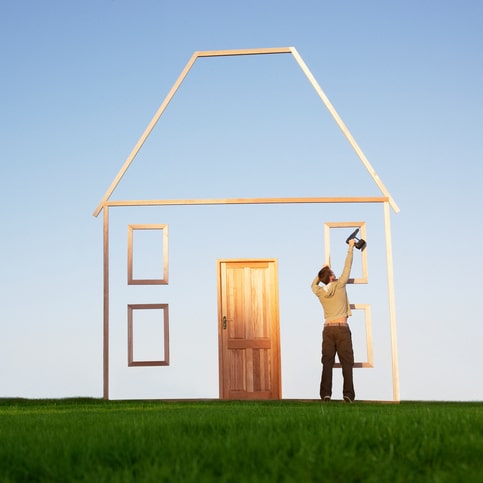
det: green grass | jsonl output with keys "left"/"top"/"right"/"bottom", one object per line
{"left": 0, "top": 399, "right": 481, "bottom": 482}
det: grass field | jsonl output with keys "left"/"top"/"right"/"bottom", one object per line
{"left": 0, "top": 398, "right": 481, "bottom": 482}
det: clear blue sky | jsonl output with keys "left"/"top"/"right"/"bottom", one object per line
{"left": 1, "top": 1, "right": 482, "bottom": 400}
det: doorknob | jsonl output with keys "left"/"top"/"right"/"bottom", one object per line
{"left": 223, "top": 316, "right": 227, "bottom": 330}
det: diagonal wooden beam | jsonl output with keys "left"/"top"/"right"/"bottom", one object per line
{"left": 289, "top": 47, "right": 400, "bottom": 213}
{"left": 93, "top": 52, "right": 199, "bottom": 217}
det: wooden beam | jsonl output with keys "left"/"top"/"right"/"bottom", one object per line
{"left": 384, "top": 202, "right": 400, "bottom": 402}
{"left": 103, "top": 206, "right": 109, "bottom": 400}
{"left": 195, "top": 47, "right": 292, "bottom": 57}
{"left": 92, "top": 51, "right": 200, "bottom": 217}
{"left": 93, "top": 47, "right": 400, "bottom": 217}
{"left": 289, "top": 47, "right": 400, "bottom": 213}
{"left": 104, "top": 196, "right": 389, "bottom": 208}
{"left": 324, "top": 221, "right": 368, "bottom": 284}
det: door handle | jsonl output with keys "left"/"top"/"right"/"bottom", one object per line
{"left": 223, "top": 316, "right": 227, "bottom": 330}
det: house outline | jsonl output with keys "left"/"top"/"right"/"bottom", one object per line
{"left": 93, "top": 47, "right": 400, "bottom": 401}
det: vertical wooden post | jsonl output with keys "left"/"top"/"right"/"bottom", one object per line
{"left": 324, "top": 223, "right": 331, "bottom": 266}
{"left": 103, "top": 205, "right": 110, "bottom": 400}
{"left": 384, "top": 202, "right": 400, "bottom": 401}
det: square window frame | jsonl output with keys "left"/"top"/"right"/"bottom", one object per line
{"left": 324, "top": 221, "right": 368, "bottom": 284}
{"left": 128, "top": 303, "right": 170, "bottom": 367}
{"left": 334, "top": 303, "right": 374, "bottom": 369}
{"left": 128, "top": 224, "right": 168, "bottom": 285}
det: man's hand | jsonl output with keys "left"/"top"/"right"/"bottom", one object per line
{"left": 348, "top": 239, "right": 356, "bottom": 248}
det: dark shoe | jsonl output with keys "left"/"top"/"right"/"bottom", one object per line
{"left": 322, "top": 396, "right": 331, "bottom": 402}
{"left": 343, "top": 396, "right": 354, "bottom": 403}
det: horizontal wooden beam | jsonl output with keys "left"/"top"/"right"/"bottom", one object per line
{"left": 104, "top": 196, "right": 389, "bottom": 208}
{"left": 195, "top": 47, "right": 292, "bottom": 57}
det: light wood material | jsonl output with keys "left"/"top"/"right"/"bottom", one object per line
{"left": 334, "top": 304, "right": 374, "bottom": 369}
{"left": 127, "top": 224, "right": 168, "bottom": 285}
{"left": 103, "top": 206, "right": 109, "bottom": 400}
{"left": 92, "top": 51, "right": 199, "bottom": 217}
{"left": 127, "top": 304, "right": 170, "bottom": 367}
{"left": 195, "top": 47, "right": 292, "bottom": 57}
{"left": 384, "top": 202, "right": 400, "bottom": 402}
{"left": 104, "top": 196, "right": 388, "bottom": 208}
{"left": 289, "top": 47, "right": 399, "bottom": 213}
{"left": 93, "top": 47, "right": 399, "bottom": 216}
{"left": 217, "top": 259, "right": 282, "bottom": 400}
{"left": 93, "top": 48, "right": 290, "bottom": 217}
{"left": 324, "top": 221, "right": 368, "bottom": 284}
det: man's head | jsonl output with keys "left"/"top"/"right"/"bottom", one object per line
{"left": 318, "top": 266, "right": 336, "bottom": 285}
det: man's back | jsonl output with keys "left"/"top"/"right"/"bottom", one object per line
{"left": 311, "top": 247, "right": 354, "bottom": 322}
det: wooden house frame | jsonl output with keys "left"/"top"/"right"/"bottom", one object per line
{"left": 93, "top": 47, "right": 400, "bottom": 401}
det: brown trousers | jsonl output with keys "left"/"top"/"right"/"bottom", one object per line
{"left": 320, "top": 325, "right": 355, "bottom": 400}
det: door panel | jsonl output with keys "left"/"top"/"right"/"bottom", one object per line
{"left": 218, "top": 259, "right": 281, "bottom": 400}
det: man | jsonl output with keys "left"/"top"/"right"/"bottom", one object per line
{"left": 311, "top": 238, "right": 356, "bottom": 403}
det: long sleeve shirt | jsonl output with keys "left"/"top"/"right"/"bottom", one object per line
{"left": 311, "top": 246, "right": 354, "bottom": 323}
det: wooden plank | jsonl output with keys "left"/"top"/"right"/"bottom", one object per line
{"left": 93, "top": 47, "right": 400, "bottom": 217}
{"left": 335, "top": 362, "right": 373, "bottom": 369}
{"left": 324, "top": 221, "right": 369, "bottom": 284}
{"left": 334, "top": 304, "right": 373, "bottom": 369}
{"left": 105, "top": 196, "right": 388, "bottom": 208}
{"left": 195, "top": 47, "right": 292, "bottom": 57}
{"left": 289, "top": 47, "right": 400, "bottom": 213}
{"left": 92, "top": 51, "right": 199, "bottom": 217}
{"left": 384, "top": 202, "right": 400, "bottom": 402}
{"left": 127, "top": 304, "right": 170, "bottom": 367}
{"left": 103, "top": 206, "right": 109, "bottom": 400}
{"left": 127, "top": 224, "right": 169, "bottom": 285}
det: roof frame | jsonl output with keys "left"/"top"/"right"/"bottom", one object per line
{"left": 93, "top": 47, "right": 399, "bottom": 217}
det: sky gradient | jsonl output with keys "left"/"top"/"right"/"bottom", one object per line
{"left": 1, "top": 1, "right": 482, "bottom": 401}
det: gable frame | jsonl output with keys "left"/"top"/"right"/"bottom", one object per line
{"left": 93, "top": 47, "right": 399, "bottom": 217}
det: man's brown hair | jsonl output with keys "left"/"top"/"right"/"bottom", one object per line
{"left": 318, "top": 266, "right": 332, "bottom": 285}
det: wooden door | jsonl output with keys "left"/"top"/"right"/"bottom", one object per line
{"left": 217, "top": 259, "right": 281, "bottom": 400}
